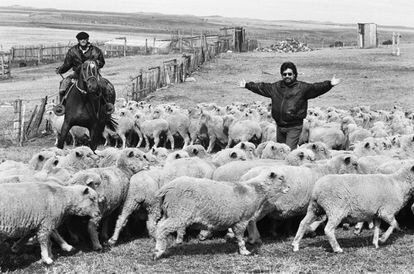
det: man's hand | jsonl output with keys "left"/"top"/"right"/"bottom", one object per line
{"left": 331, "top": 74, "right": 341, "bottom": 86}
{"left": 55, "top": 66, "right": 61, "bottom": 74}
{"left": 239, "top": 79, "right": 247, "bottom": 88}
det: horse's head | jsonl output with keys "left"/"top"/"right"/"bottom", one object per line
{"left": 80, "top": 60, "right": 100, "bottom": 94}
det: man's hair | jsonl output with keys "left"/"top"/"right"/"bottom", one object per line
{"left": 280, "top": 61, "right": 297, "bottom": 76}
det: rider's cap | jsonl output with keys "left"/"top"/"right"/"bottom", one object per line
{"left": 76, "top": 32, "right": 89, "bottom": 40}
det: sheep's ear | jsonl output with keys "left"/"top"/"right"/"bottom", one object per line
{"left": 344, "top": 156, "right": 351, "bottom": 165}
{"left": 271, "top": 146, "right": 276, "bottom": 150}
{"left": 312, "top": 144, "right": 317, "bottom": 150}
{"left": 87, "top": 179, "right": 100, "bottom": 190}
{"left": 83, "top": 187, "right": 90, "bottom": 195}
{"left": 411, "top": 166, "right": 414, "bottom": 172}
{"left": 76, "top": 151, "right": 83, "bottom": 158}
{"left": 298, "top": 152, "right": 304, "bottom": 159}
{"left": 364, "top": 142, "right": 370, "bottom": 148}
{"left": 241, "top": 143, "right": 246, "bottom": 149}
{"left": 128, "top": 151, "right": 134, "bottom": 157}
{"left": 53, "top": 159, "right": 59, "bottom": 166}
{"left": 193, "top": 149, "right": 198, "bottom": 155}
{"left": 38, "top": 154, "right": 45, "bottom": 161}
{"left": 230, "top": 152, "right": 238, "bottom": 158}
{"left": 175, "top": 153, "right": 181, "bottom": 159}
{"left": 412, "top": 136, "right": 414, "bottom": 142}
{"left": 269, "top": 171, "right": 276, "bottom": 179}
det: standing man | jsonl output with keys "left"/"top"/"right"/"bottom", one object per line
{"left": 239, "top": 61, "right": 341, "bottom": 150}
{"left": 55, "top": 31, "right": 106, "bottom": 110}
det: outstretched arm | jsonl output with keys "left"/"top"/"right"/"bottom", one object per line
{"left": 239, "top": 79, "right": 274, "bottom": 98}
{"left": 306, "top": 75, "right": 341, "bottom": 99}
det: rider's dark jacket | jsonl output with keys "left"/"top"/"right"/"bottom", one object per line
{"left": 57, "top": 43, "right": 105, "bottom": 74}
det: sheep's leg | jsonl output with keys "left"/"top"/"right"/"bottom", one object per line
{"left": 225, "top": 137, "right": 233, "bottom": 149}
{"left": 247, "top": 220, "right": 262, "bottom": 244}
{"left": 324, "top": 215, "right": 344, "bottom": 253}
{"left": 109, "top": 200, "right": 139, "bottom": 246}
{"left": 198, "top": 229, "right": 213, "bottom": 241}
{"left": 379, "top": 216, "right": 399, "bottom": 243}
{"left": 181, "top": 131, "right": 190, "bottom": 149}
{"left": 308, "top": 214, "right": 327, "bottom": 233}
{"left": 88, "top": 219, "right": 102, "bottom": 250}
{"left": 372, "top": 218, "right": 381, "bottom": 248}
{"left": 51, "top": 229, "right": 73, "bottom": 252}
{"left": 142, "top": 134, "right": 151, "bottom": 150}
{"left": 100, "top": 217, "right": 110, "bottom": 242}
{"left": 232, "top": 221, "right": 250, "bottom": 255}
{"left": 354, "top": 222, "right": 365, "bottom": 235}
{"left": 153, "top": 134, "right": 161, "bottom": 148}
{"left": 135, "top": 127, "right": 143, "bottom": 148}
{"left": 175, "top": 228, "right": 185, "bottom": 245}
{"left": 70, "top": 131, "right": 76, "bottom": 148}
{"left": 207, "top": 135, "right": 216, "bottom": 153}
{"left": 121, "top": 133, "right": 127, "bottom": 149}
{"left": 154, "top": 217, "right": 185, "bottom": 259}
{"left": 292, "top": 209, "right": 319, "bottom": 252}
{"left": 166, "top": 131, "right": 175, "bottom": 150}
{"left": 37, "top": 229, "right": 53, "bottom": 265}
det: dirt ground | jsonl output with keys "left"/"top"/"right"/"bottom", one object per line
{"left": 1, "top": 43, "right": 413, "bottom": 156}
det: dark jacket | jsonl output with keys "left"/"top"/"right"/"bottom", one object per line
{"left": 57, "top": 43, "right": 105, "bottom": 74}
{"left": 245, "top": 80, "right": 332, "bottom": 127}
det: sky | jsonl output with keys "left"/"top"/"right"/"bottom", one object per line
{"left": 2, "top": 0, "right": 414, "bottom": 28}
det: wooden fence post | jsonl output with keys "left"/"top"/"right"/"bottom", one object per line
{"left": 13, "top": 99, "right": 22, "bottom": 144}
{"left": 20, "top": 102, "right": 26, "bottom": 146}
{"left": 31, "top": 96, "right": 47, "bottom": 136}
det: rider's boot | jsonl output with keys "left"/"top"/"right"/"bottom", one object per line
{"left": 53, "top": 81, "right": 68, "bottom": 116}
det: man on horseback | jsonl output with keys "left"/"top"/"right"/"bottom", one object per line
{"left": 55, "top": 31, "right": 114, "bottom": 115}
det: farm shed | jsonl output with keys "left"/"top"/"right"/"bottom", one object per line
{"left": 357, "top": 23, "right": 378, "bottom": 49}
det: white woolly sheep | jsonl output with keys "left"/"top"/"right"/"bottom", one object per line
{"left": 153, "top": 170, "right": 289, "bottom": 259}
{"left": 292, "top": 164, "right": 414, "bottom": 253}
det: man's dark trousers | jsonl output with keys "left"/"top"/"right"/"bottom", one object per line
{"left": 277, "top": 124, "right": 303, "bottom": 150}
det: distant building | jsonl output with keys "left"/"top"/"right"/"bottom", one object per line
{"left": 357, "top": 23, "right": 378, "bottom": 48}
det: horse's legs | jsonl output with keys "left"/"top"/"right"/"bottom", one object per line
{"left": 57, "top": 120, "right": 71, "bottom": 149}
{"left": 89, "top": 124, "right": 103, "bottom": 151}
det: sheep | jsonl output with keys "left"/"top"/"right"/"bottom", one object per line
{"left": 224, "top": 116, "right": 262, "bottom": 148}
{"left": 256, "top": 141, "right": 290, "bottom": 160}
{"left": 68, "top": 148, "right": 149, "bottom": 250}
{"left": 0, "top": 150, "right": 61, "bottom": 184}
{"left": 299, "top": 142, "right": 331, "bottom": 160}
{"left": 213, "top": 148, "right": 315, "bottom": 182}
{"left": 210, "top": 148, "right": 249, "bottom": 167}
{"left": 302, "top": 121, "right": 346, "bottom": 150}
{"left": 134, "top": 112, "right": 174, "bottom": 150}
{"left": 153, "top": 170, "right": 290, "bottom": 259}
{"left": 108, "top": 156, "right": 216, "bottom": 246}
{"left": 292, "top": 164, "right": 414, "bottom": 253}
{"left": 44, "top": 110, "right": 89, "bottom": 147}
{"left": 0, "top": 182, "right": 100, "bottom": 264}
{"left": 182, "top": 144, "right": 208, "bottom": 158}
{"left": 239, "top": 154, "right": 361, "bottom": 244}
{"left": 357, "top": 155, "right": 398, "bottom": 174}
{"left": 199, "top": 111, "right": 228, "bottom": 153}
{"left": 233, "top": 141, "right": 256, "bottom": 159}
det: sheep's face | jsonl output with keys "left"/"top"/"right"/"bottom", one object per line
{"left": 118, "top": 148, "right": 149, "bottom": 173}
{"left": 257, "top": 170, "right": 290, "bottom": 195}
{"left": 70, "top": 186, "right": 101, "bottom": 222}
{"left": 69, "top": 146, "right": 99, "bottom": 168}
{"left": 335, "top": 155, "right": 360, "bottom": 174}
{"left": 29, "top": 150, "right": 56, "bottom": 170}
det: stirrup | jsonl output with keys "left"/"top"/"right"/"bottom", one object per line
{"left": 53, "top": 104, "right": 65, "bottom": 116}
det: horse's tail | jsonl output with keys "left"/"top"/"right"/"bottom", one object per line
{"left": 106, "top": 115, "right": 118, "bottom": 132}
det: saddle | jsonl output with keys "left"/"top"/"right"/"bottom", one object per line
{"left": 53, "top": 77, "right": 115, "bottom": 116}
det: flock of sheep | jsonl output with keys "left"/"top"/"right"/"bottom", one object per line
{"left": 1, "top": 98, "right": 414, "bottom": 265}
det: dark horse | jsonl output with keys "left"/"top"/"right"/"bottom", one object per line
{"left": 57, "top": 60, "right": 117, "bottom": 151}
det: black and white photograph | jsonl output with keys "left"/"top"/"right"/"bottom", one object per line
{"left": 0, "top": 0, "right": 413, "bottom": 272}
